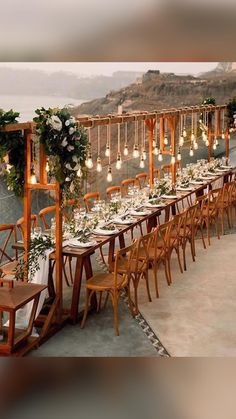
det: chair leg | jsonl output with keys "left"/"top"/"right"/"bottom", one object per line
{"left": 111, "top": 292, "right": 119, "bottom": 336}
{"left": 144, "top": 270, "right": 152, "bottom": 302}
{"left": 99, "top": 247, "right": 107, "bottom": 266}
{"left": 199, "top": 224, "right": 206, "bottom": 249}
{"left": 132, "top": 278, "right": 140, "bottom": 316}
{"left": 81, "top": 289, "right": 92, "bottom": 329}
{"left": 226, "top": 208, "right": 231, "bottom": 229}
{"left": 153, "top": 262, "right": 160, "bottom": 297}
{"left": 206, "top": 218, "right": 211, "bottom": 246}
{"left": 182, "top": 242, "right": 187, "bottom": 271}
{"left": 175, "top": 245, "right": 183, "bottom": 273}
{"left": 221, "top": 210, "right": 225, "bottom": 236}
{"left": 97, "top": 292, "right": 103, "bottom": 313}
{"left": 166, "top": 255, "right": 172, "bottom": 285}
{"left": 190, "top": 238, "right": 195, "bottom": 262}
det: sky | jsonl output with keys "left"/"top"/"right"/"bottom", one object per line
{"left": 0, "top": 62, "right": 218, "bottom": 77}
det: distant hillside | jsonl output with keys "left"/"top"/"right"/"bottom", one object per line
{"left": 0, "top": 67, "right": 143, "bottom": 100}
{"left": 75, "top": 69, "right": 236, "bottom": 115}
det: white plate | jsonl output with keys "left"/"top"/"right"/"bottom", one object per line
{"left": 67, "top": 239, "right": 97, "bottom": 248}
{"left": 190, "top": 180, "right": 204, "bottom": 185}
{"left": 113, "top": 217, "right": 135, "bottom": 225}
{"left": 199, "top": 176, "right": 215, "bottom": 180}
{"left": 206, "top": 172, "right": 218, "bottom": 176}
{"left": 221, "top": 165, "right": 233, "bottom": 169}
{"left": 215, "top": 168, "right": 230, "bottom": 172}
{"left": 162, "top": 194, "right": 178, "bottom": 199}
{"left": 93, "top": 227, "right": 119, "bottom": 235}
{"left": 176, "top": 186, "right": 193, "bottom": 191}
{"left": 130, "top": 209, "right": 151, "bottom": 216}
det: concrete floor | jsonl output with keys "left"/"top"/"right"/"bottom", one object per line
{"left": 138, "top": 234, "right": 236, "bottom": 356}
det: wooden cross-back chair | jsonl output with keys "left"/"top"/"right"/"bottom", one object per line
{"left": 121, "top": 178, "right": 136, "bottom": 196}
{"left": 135, "top": 173, "right": 148, "bottom": 189}
{"left": 161, "top": 164, "right": 171, "bottom": 177}
{"left": 106, "top": 186, "right": 121, "bottom": 200}
{"left": 81, "top": 240, "right": 137, "bottom": 336}
{"left": 0, "top": 224, "right": 18, "bottom": 278}
{"left": 83, "top": 192, "right": 100, "bottom": 212}
{"left": 16, "top": 215, "right": 39, "bottom": 242}
{"left": 153, "top": 168, "right": 160, "bottom": 180}
{"left": 39, "top": 199, "right": 80, "bottom": 230}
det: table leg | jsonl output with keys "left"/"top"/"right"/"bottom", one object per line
{"left": 147, "top": 214, "right": 157, "bottom": 233}
{"left": 70, "top": 257, "right": 83, "bottom": 324}
{"left": 119, "top": 233, "right": 125, "bottom": 249}
{"left": 84, "top": 256, "right": 97, "bottom": 310}
{"left": 108, "top": 238, "right": 115, "bottom": 271}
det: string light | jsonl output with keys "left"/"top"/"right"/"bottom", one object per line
{"left": 153, "top": 145, "right": 159, "bottom": 155}
{"left": 30, "top": 139, "right": 37, "bottom": 184}
{"left": 107, "top": 119, "right": 112, "bottom": 182}
{"left": 177, "top": 148, "right": 181, "bottom": 161}
{"left": 140, "top": 156, "right": 145, "bottom": 168}
{"left": 142, "top": 120, "right": 147, "bottom": 160}
{"left": 158, "top": 151, "right": 163, "bottom": 161}
{"left": 133, "top": 118, "right": 139, "bottom": 158}
{"left": 116, "top": 123, "right": 122, "bottom": 170}
{"left": 222, "top": 109, "right": 225, "bottom": 139}
{"left": 183, "top": 114, "right": 187, "bottom": 137}
{"left": 86, "top": 128, "right": 93, "bottom": 169}
{"left": 105, "top": 124, "right": 110, "bottom": 157}
{"left": 46, "top": 160, "right": 50, "bottom": 173}
{"left": 123, "top": 122, "right": 129, "bottom": 156}
{"left": 96, "top": 125, "right": 102, "bottom": 172}
{"left": 193, "top": 141, "right": 198, "bottom": 150}
{"left": 179, "top": 114, "right": 184, "bottom": 146}
{"left": 189, "top": 146, "right": 194, "bottom": 157}
{"left": 107, "top": 165, "right": 112, "bottom": 182}
{"left": 171, "top": 154, "right": 176, "bottom": 164}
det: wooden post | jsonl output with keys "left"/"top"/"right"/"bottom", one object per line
{"left": 217, "top": 109, "right": 221, "bottom": 136}
{"left": 39, "top": 143, "right": 47, "bottom": 184}
{"left": 23, "top": 128, "right": 32, "bottom": 282}
{"left": 146, "top": 119, "right": 155, "bottom": 187}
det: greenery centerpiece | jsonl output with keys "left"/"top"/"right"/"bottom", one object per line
{"left": 226, "top": 97, "right": 236, "bottom": 132}
{"left": 0, "top": 109, "right": 25, "bottom": 196}
{"left": 33, "top": 107, "right": 88, "bottom": 201}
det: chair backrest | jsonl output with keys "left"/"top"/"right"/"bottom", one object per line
{"left": 16, "top": 215, "right": 38, "bottom": 241}
{"left": 121, "top": 178, "right": 136, "bottom": 195}
{"left": 106, "top": 186, "right": 121, "bottom": 200}
{"left": 63, "top": 199, "right": 80, "bottom": 221}
{"left": 155, "top": 219, "right": 173, "bottom": 256}
{"left": 161, "top": 164, "right": 171, "bottom": 176}
{"left": 0, "top": 224, "right": 17, "bottom": 266}
{"left": 113, "top": 240, "right": 137, "bottom": 288}
{"left": 39, "top": 206, "right": 56, "bottom": 230}
{"left": 135, "top": 173, "right": 148, "bottom": 189}
{"left": 132, "top": 229, "right": 156, "bottom": 274}
{"left": 83, "top": 192, "right": 100, "bottom": 212}
{"left": 208, "top": 188, "right": 222, "bottom": 216}
{"left": 153, "top": 168, "right": 160, "bottom": 179}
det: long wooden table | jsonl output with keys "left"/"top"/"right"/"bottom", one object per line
{"left": 12, "top": 169, "right": 234, "bottom": 324}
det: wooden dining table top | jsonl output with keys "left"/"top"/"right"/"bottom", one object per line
{"left": 12, "top": 169, "right": 234, "bottom": 259}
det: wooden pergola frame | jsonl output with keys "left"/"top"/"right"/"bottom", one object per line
{"left": 0, "top": 103, "right": 229, "bottom": 344}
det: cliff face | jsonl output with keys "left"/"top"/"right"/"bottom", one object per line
{"left": 75, "top": 71, "right": 236, "bottom": 116}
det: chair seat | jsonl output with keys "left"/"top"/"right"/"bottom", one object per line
{"left": 86, "top": 272, "right": 127, "bottom": 290}
{"left": 110, "top": 258, "right": 147, "bottom": 274}
{"left": 0, "top": 260, "right": 18, "bottom": 276}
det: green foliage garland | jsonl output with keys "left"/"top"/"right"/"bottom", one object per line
{"left": 33, "top": 107, "right": 88, "bottom": 200}
{"left": 0, "top": 109, "right": 24, "bottom": 196}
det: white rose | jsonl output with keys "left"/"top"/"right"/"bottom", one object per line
{"left": 69, "top": 181, "right": 75, "bottom": 193}
{"left": 67, "top": 145, "right": 74, "bottom": 152}
{"left": 65, "top": 177, "right": 70, "bottom": 182}
{"left": 65, "top": 119, "right": 70, "bottom": 126}
{"left": 48, "top": 115, "right": 62, "bottom": 131}
{"left": 65, "top": 163, "right": 72, "bottom": 170}
{"left": 69, "top": 116, "right": 76, "bottom": 124}
{"left": 72, "top": 155, "right": 78, "bottom": 163}
{"left": 69, "top": 127, "right": 75, "bottom": 135}
{"left": 61, "top": 138, "right": 68, "bottom": 147}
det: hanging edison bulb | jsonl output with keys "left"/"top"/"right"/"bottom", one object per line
{"left": 152, "top": 140, "right": 157, "bottom": 148}
{"left": 96, "top": 156, "right": 102, "bottom": 172}
{"left": 164, "top": 133, "right": 168, "bottom": 145}
{"left": 107, "top": 166, "right": 112, "bottom": 182}
{"left": 221, "top": 130, "right": 225, "bottom": 140}
{"left": 105, "top": 144, "right": 110, "bottom": 157}
{"left": 179, "top": 134, "right": 184, "bottom": 147}
{"left": 133, "top": 144, "right": 139, "bottom": 158}
{"left": 213, "top": 141, "right": 217, "bottom": 150}
{"left": 85, "top": 151, "right": 93, "bottom": 169}
{"left": 116, "top": 153, "right": 122, "bottom": 170}
{"left": 140, "top": 156, "right": 145, "bottom": 168}
{"left": 30, "top": 167, "right": 37, "bottom": 184}
{"left": 189, "top": 146, "right": 194, "bottom": 157}
{"left": 193, "top": 141, "right": 198, "bottom": 150}
{"left": 158, "top": 151, "right": 163, "bottom": 162}
{"left": 171, "top": 154, "right": 176, "bottom": 164}
{"left": 191, "top": 131, "right": 195, "bottom": 142}
{"left": 153, "top": 144, "right": 159, "bottom": 155}
{"left": 142, "top": 149, "right": 147, "bottom": 160}
{"left": 177, "top": 148, "right": 181, "bottom": 161}
{"left": 205, "top": 139, "right": 209, "bottom": 147}
{"left": 215, "top": 138, "right": 219, "bottom": 146}
{"left": 183, "top": 127, "right": 187, "bottom": 138}
{"left": 124, "top": 144, "right": 128, "bottom": 156}
{"left": 77, "top": 165, "right": 82, "bottom": 177}
{"left": 202, "top": 131, "right": 208, "bottom": 142}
